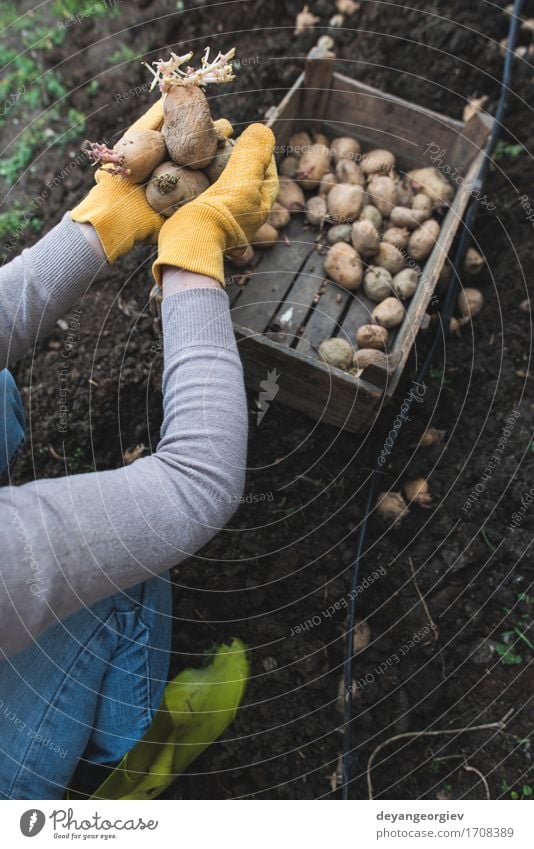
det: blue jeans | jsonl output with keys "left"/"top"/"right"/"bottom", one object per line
{"left": 0, "top": 369, "right": 25, "bottom": 481}
{"left": 0, "top": 369, "right": 172, "bottom": 799}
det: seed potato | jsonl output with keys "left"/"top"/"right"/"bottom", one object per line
{"left": 305, "top": 195, "right": 327, "bottom": 226}
{"left": 335, "top": 159, "right": 365, "bottom": 186}
{"left": 327, "top": 223, "right": 353, "bottom": 244}
{"left": 297, "top": 143, "right": 331, "bottom": 190}
{"left": 374, "top": 242, "right": 405, "bottom": 275}
{"left": 363, "top": 266, "right": 394, "bottom": 302}
{"left": 367, "top": 176, "right": 399, "bottom": 217}
{"left": 372, "top": 297, "right": 405, "bottom": 328}
{"left": 146, "top": 162, "right": 209, "bottom": 216}
{"left": 251, "top": 222, "right": 278, "bottom": 248}
{"left": 324, "top": 242, "right": 363, "bottom": 290}
{"left": 361, "top": 148, "right": 395, "bottom": 177}
{"left": 318, "top": 337, "right": 353, "bottom": 369}
{"left": 383, "top": 226, "right": 410, "bottom": 250}
{"left": 327, "top": 184, "right": 365, "bottom": 222}
{"left": 276, "top": 178, "right": 306, "bottom": 210}
{"left": 408, "top": 219, "right": 440, "bottom": 261}
{"left": 351, "top": 220, "right": 380, "bottom": 256}
{"left": 331, "top": 136, "right": 361, "bottom": 164}
{"left": 356, "top": 324, "right": 389, "bottom": 350}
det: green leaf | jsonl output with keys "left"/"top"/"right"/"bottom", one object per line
{"left": 495, "top": 643, "right": 523, "bottom": 665}
{"left": 494, "top": 141, "right": 523, "bottom": 161}
{"left": 90, "top": 638, "right": 249, "bottom": 800}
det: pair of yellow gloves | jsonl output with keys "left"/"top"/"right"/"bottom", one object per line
{"left": 72, "top": 100, "right": 278, "bottom": 285}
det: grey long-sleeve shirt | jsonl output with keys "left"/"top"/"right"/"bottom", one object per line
{"left": 0, "top": 213, "right": 247, "bottom": 658}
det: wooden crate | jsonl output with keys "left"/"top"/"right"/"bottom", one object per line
{"left": 226, "top": 47, "right": 493, "bottom": 433}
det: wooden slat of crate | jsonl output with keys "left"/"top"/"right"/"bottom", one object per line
{"left": 268, "top": 231, "right": 326, "bottom": 346}
{"left": 324, "top": 73, "right": 463, "bottom": 170}
{"left": 264, "top": 73, "right": 304, "bottom": 150}
{"left": 295, "top": 278, "right": 351, "bottom": 354}
{"left": 229, "top": 215, "right": 316, "bottom": 334}
{"left": 387, "top": 149, "right": 485, "bottom": 394}
{"left": 340, "top": 290, "right": 382, "bottom": 345}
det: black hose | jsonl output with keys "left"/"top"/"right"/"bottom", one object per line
{"left": 341, "top": 0, "right": 524, "bottom": 799}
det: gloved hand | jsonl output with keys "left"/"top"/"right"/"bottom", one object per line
{"left": 152, "top": 123, "right": 278, "bottom": 286}
{"left": 71, "top": 101, "right": 234, "bottom": 264}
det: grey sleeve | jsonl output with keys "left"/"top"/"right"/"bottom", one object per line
{"left": 0, "top": 213, "right": 106, "bottom": 367}
{"left": 0, "top": 224, "right": 247, "bottom": 658}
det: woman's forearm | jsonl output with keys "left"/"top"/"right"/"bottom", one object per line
{"left": 0, "top": 214, "right": 106, "bottom": 368}
{"left": 0, "top": 284, "right": 247, "bottom": 658}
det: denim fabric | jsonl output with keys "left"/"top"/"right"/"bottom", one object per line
{"left": 0, "top": 575, "right": 172, "bottom": 799}
{"left": 0, "top": 369, "right": 25, "bottom": 481}
{"left": 0, "top": 371, "right": 172, "bottom": 799}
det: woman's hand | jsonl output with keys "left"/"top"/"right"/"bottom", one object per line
{"left": 71, "top": 101, "right": 234, "bottom": 265}
{"left": 71, "top": 100, "right": 166, "bottom": 263}
{"left": 152, "top": 123, "right": 278, "bottom": 286}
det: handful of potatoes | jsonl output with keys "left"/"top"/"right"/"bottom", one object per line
{"left": 83, "top": 48, "right": 238, "bottom": 217}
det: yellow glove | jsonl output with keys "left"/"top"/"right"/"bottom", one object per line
{"left": 71, "top": 101, "right": 234, "bottom": 264}
{"left": 152, "top": 123, "right": 278, "bottom": 286}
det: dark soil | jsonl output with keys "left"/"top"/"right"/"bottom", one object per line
{"left": 6, "top": 0, "right": 534, "bottom": 800}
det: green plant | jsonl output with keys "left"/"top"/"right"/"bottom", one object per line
{"left": 52, "top": 0, "right": 113, "bottom": 19}
{"left": 0, "top": 2, "right": 28, "bottom": 29}
{"left": 110, "top": 45, "right": 139, "bottom": 65}
{"left": 494, "top": 141, "right": 523, "bottom": 161}
{"left": 501, "top": 779, "right": 533, "bottom": 800}
{"left": 0, "top": 207, "right": 41, "bottom": 240}
{"left": 0, "top": 207, "right": 42, "bottom": 264}
{"left": 428, "top": 365, "right": 453, "bottom": 385}
{"left": 495, "top": 630, "right": 523, "bottom": 665}
{"left": 0, "top": 4, "right": 87, "bottom": 186}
